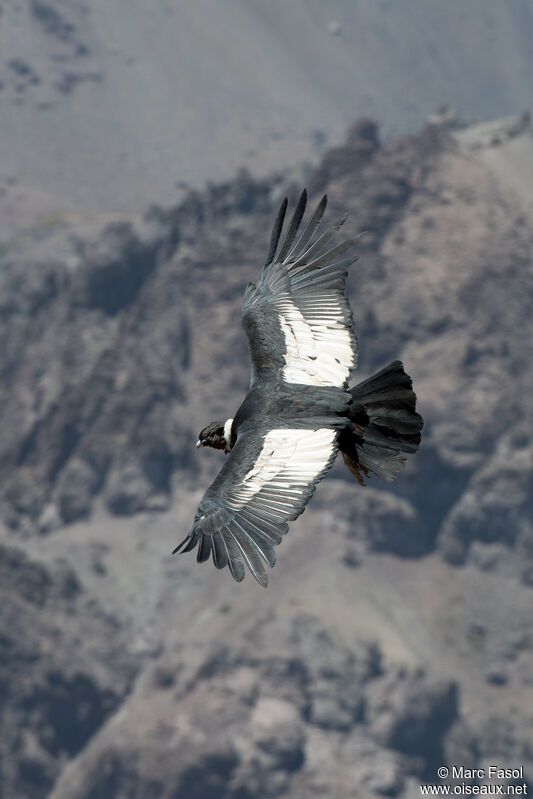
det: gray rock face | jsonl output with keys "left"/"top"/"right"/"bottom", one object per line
{"left": 44, "top": 611, "right": 462, "bottom": 799}
{"left": 56, "top": 458, "right": 98, "bottom": 524}
{"left": 0, "top": 543, "right": 136, "bottom": 799}
{"left": 438, "top": 425, "right": 533, "bottom": 585}
{"left": 367, "top": 668, "right": 458, "bottom": 774}
{"left": 2, "top": 1, "right": 533, "bottom": 211}
{"left": 103, "top": 456, "right": 156, "bottom": 516}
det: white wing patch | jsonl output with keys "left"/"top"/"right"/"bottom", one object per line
{"left": 225, "top": 428, "right": 337, "bottom": 512}
{"left": 276, "top": 293, "right": 356, "bottom": 387}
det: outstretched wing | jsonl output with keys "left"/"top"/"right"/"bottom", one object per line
{"left": 242, "top": 190, "right": 360, "bottom": 389}
{"left": 173, "top": 426, "right": 338, "bottom": 586}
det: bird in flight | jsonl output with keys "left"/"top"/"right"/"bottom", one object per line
{"left": 174, "top": 190, "right": 423, "bottom": 586}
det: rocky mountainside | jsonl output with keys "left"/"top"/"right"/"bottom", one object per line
{"left": 1, "top": 0, "right": 533, "bottom": 212}
{"left": 1, "top": 116, "right": 532, "bottom": 797}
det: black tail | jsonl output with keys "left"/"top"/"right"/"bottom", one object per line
{"left": 338, "top": 361, "right": 423, "bottom": 484}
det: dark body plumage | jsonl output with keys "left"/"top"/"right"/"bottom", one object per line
{"left": 176, "top": 191, "right": 423, "bottom": 586}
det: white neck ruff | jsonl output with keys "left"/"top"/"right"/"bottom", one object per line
{"left": 223, "top": 418, "right": 234, "bottom": 452}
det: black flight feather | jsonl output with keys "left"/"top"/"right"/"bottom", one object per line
{"left": 265, "top": 197, "right": 288, "bottom": 267}
{"left": 292, "top": 236, "right": 361, "bottom": 274}
{"left": 211, "top": 534, "right": 228, "bottom": 569}
{"left": 197, "top": 535, "right": 212, "bottom": 563}
{"left": 292, "top": 213, "right": 348, "bottom": 267}
{"left": 230, "top": 523, "right": 268, "bottom": 587}
{"left": 222, "top": 528, "right": 246, "bottom": 582}
{"left": 285, "top": 194, "right": 328, "bottom": 262}
{"left": 276, "top": 189, "right": 307, "bottom": 263}
{"left": 172, "top": 532, "right": 198, "bottom": 554}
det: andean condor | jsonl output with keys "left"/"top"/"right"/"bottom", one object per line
{"left": 174, "top": 190, "right": 423, "bottom": 586}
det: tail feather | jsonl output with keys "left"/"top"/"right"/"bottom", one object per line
{"left": 350, "top": 360, "right": 417, "bottom": 409}
{"left": 339, "top": 361, "right": 423, "bottom": 483}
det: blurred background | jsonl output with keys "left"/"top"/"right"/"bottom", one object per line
{"left": 1, "top": 1, "right": 533, "bottom": 797}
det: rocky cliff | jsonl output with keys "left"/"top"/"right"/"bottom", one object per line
{"left": 0, "top": 116, "right": 532, "bottom": 797}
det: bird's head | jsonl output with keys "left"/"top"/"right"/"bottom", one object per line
{"left": 196, "top": 418, "right": 234, "bottom": 453}
{"left": 196, "top": 421, "right": 225, "bottom": 450}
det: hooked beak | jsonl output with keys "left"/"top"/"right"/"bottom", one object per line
{"left": 196, "top": 440, "right": 202, "bottom": 448}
